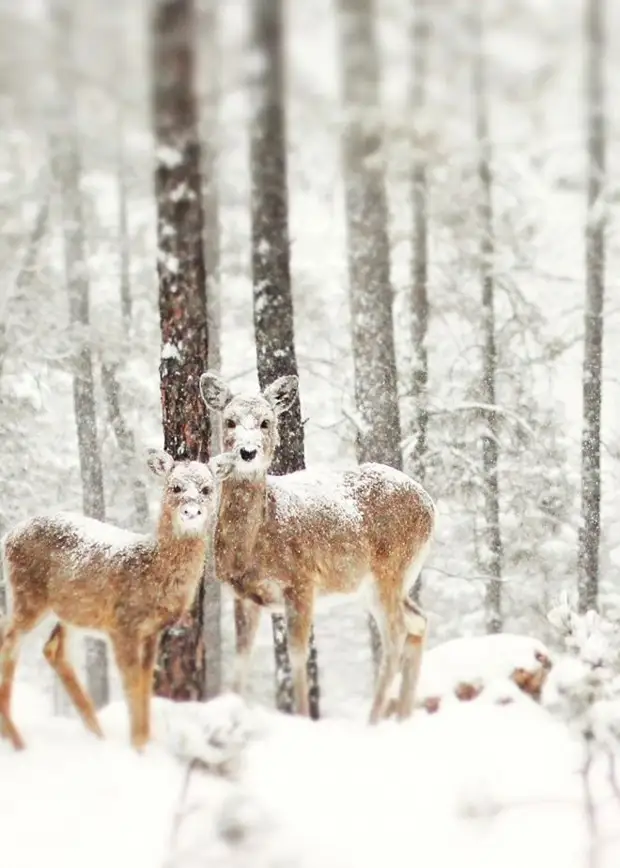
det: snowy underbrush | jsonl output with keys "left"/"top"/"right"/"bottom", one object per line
{"left": 2, "top": 662, "right": 620, "bottom": 868}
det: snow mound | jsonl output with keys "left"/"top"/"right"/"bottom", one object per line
{"left": 2, "top": 689, "right": 620, "bottom": 868}
{"left": 171, "top": 699, "right": 620, "bottom": 868}
{"left": 388, "top": 633, "right": 553, "bottom": 712}
{"left": 100, "top": 692, "right": 268, "bottom": 774}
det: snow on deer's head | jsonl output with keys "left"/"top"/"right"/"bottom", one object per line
{"left": 199, "top": 370, "right": 299, "bottom": 477}
{"left": 146, "top": 449, "right": 236, "bottom": 536}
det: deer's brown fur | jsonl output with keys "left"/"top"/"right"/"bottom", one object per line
{"left": 0, "top": 449, "right": 234, "bottom": 751}
{"left": 200, "top": 370, "right": 437, "bottom": 723}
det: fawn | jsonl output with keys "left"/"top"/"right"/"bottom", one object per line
{"left": 200, "top": 370, "right": 437, "bottom": 723}
{"left": 0, "top": 448, "right": 235, "bottom": 751}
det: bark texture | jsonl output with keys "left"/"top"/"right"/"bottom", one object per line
{"left": 338, "top": 0, "right": 402, "bottom": 470}
{"left": 410, "top": 0, "right": 430, "bottom": 484}
{"left": 250, "top": 0, "right": 320, "bottom": 718}
{"left": 200, "top": 0, "right": 223, "bottom": 700}
{"left": 151, "top": 0, "right": 210, "bottom": 699}
{"left": 409, "top": 0, "right": 430, "bottom": 603}
{"left": 578, "top": 0, "right": 605, "bottom": 614}
{"left": 472, "top": 3, "right": 503, "bottom": 634}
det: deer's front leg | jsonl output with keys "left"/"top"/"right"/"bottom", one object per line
{"left": 233, "top": 596, "right": 262, "bottom": 695}
{"left": 112, "top": 633, "right": 146, "bottom": 751}
{"left": 284, "top": 591, "right": 313, "bottom": 717}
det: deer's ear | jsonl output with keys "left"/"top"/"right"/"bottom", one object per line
{"left": 146, "top": 448, "right": 175, "bottom": 477}
{"left": 263, "top": 375, "right": 299, "bottom": 416}
{"left": 200, "top": 371, "right": 233, "bottom": 411}
{"left": 209, "top": 452, "right": 236, "bottom": 481}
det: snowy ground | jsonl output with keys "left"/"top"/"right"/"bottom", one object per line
{"left": 2, "top": 677, "right": 620, "bottom": 868}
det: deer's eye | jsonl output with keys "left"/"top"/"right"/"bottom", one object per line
{"left": 200, "top": 485, "right": 211, "bottom": 496}
{"left": 226, "top": 419, "right": 236, "bottom": 429}
{"left": 260, "top": 419, "right": 269, "bottom": 430}
{"left": 171, "top": 483, "right": 183, "bottom": 494}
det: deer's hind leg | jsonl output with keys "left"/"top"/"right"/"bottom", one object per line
{"left": 44, "top": 622, "right": 104, "bottom": 739}
{"left": 396, "top": 543, "right": 431, "bottom": 720}
{"left": 367, "top": 575, "right": 407, "bottom": 725}
{"left": 0, "top": 621, "right": 27, "bottom": 749}
{"left": 397, "top": 597, "right": 428, "bottom": 720}
{"left": 0, "top": 593, "right": 51, "bottom": 750}
{"left": 232, "top": 597, "right": 262, "bottom": 695}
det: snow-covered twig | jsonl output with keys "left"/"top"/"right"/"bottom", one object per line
{"left": 423, "top": 564, "right": 515, "bottom": 584}
{"left": 162, "top": 759, "right": 199, "bottom": 868}
{"left": 424, "top": 401, "right": 536, "bottom": 439}
{"left": 582, "top": 740, "right": 600, "bottom": 868}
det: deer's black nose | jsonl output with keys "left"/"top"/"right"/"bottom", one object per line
{"left": 240, "top": 448, "right": 257, "bottom": 462}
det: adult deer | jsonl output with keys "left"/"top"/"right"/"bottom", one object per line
{"left": 200, "top": 371, "right": 437, "bottom": 722}
{"left": 0, "top": 449, "right": 235, "bottom": 751}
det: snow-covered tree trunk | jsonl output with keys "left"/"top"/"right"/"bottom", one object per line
{"left": 100, "top": 364, "right": 149, "bottom": 530}
{"left": 409, "top": 0, "right": 430, "bottom": 603}
{"left": 49, "top": 0, "right": 109, "bottom": 709}
{"left": 0, "top": 197, "right": 48, "bottom": 383}
{"left": 410, "top": 0, "right": 429, "bottom": 483}
{"left": 472, "top": 2, "right": 503, "bottom": 635}
{"left": 0, "top": 194, "right": 49, "bottom": 614}
{"left": 151, "top": 0, "right": 211, "bottom": 700}
{"left": 116, "top": 83, "right": 132, "bottom": 327}
{"left": 337, "top": 0, "right": 402, "bottom": 469}
{"left": 250, "top": 0, "right": 320, "bottom": 718}
{"left": 578, "top": 0, "right": 606, "bottom": 614}
{"left": 337, "top": 0, "right": 402, "bottom": 668}
{"left": 100, "top": 51, "right": 150, "bottom": 532}
{"left": 200, "top": 0, "right": 223, "bottom": 701}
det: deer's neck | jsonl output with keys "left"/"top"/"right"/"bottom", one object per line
{"left": 216, "top": 475, "right": 267, "bottom": 573}
{"left": 154, "top": 513, "right": 208, "bottom": 588}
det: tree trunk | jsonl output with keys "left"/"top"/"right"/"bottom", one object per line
{"left": 116, "top": 91, "right": 132, "bottom": 325}
{"left": 578, "top": 0, "right": 605, "bottom": 614}
{"left": 100, "top": 363, "right": 150, "bottom": 529}
{"left": 49, "top": 0, "right": 109, "bottom": 708}
{"left": 337, "top": 0, "right": 402, "bottom": 670}
{"left": 409, "top": 0, "right": 430, "bottom": 603}
{"left": 0, "top": 196, "right": 49, "bottom": 382}
{"left": 151, "top": 0, "right": 211, "bottom": 700}
{"left": 200, "top": 0, "right": 223, "bottom": 700}
{"left": 97, "top": 57, "right": 150, "bottom": 532}
{"left": 249, "top": 0, "right": 320, "bottom": 719}
{"left": 337, "top": 0, "right": 402, "bottom": 469}
{"left": 472, "top": 3, "right": 502, "bottom": 634}
{"left": 0, "top": 195, "right": 49, "bottom": 616}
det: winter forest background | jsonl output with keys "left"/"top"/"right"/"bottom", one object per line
{"left": 1, "top": 0, "right": 620, "bottom": 864}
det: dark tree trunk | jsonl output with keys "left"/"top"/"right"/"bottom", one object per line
{"left": 472, "top": 4, "right": 502, "bottom": 633}
{"left": 409, "top": 0, "right": 430, "bottom": 604}
{"left": 249, "top": 0, "right": 320, "bottom": 719}
{"left": 200, "top": 0, "right": 223, "bottom": 700}
{"left": 151, "top": 0, "right": 211, "bottom": 700}
{"left": 578, "top": 0, "right": 605, "bottom": 614}
{"left": 50, "top": 0, "right": 109, "bottom": 708}
{"left": 337, "top": 0, "right": 402, "bottom": 670}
